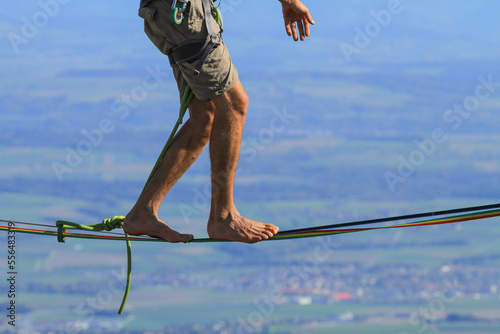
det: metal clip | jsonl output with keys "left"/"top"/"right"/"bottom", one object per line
{"left": 171, "top": 0, "right": 189, "bottom": 13}
{"left": 171, "top": 0, "right": 189, "bottom": 24}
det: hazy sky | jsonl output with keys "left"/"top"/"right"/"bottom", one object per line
{"left": 3, "top": 1, "right": 500, "bottom": 75}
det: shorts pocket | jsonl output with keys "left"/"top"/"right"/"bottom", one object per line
{"left": 138, "top": 6, "right": 157, "bottom": 21}
{"left": 186, "top": 1, "right": 205, "bottom": 36}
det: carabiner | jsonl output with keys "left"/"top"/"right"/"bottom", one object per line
{"left": 171, "top": 0, "right": 189, "bottom": 25}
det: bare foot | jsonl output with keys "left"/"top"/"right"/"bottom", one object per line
{"left": 207, "top": 211, "right": 279, "bottom": 243}
{"left": 123, "top": 209, "right": 193, "bottom": 243}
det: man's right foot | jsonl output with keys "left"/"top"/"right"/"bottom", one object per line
{"left": 123, "top": 210, "right": 193, "bottom": 243}
{"left": 207, "top": 212, "right": 279, "bottom": 243}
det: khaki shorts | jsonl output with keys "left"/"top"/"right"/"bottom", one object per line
{"left": 139, "top": 0, "right": 239, "bottom": 101}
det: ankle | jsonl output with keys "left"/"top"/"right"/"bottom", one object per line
{"left": 211, "top": 206, "right": 239, "bottom": 222}
{"left": 127, "top": 204, "right": 157, "bottom": 220}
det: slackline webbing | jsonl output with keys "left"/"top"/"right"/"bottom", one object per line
{"left": 1, "top": 204, "right": 499, "bottom": 242}
{"left": 1, "top": 203, "right": 500, "bottom": 315}
{"left": 0, "top": 204, "right": 500, "bottom": 243}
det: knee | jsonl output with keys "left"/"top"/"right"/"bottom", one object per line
{"left": 240, "top": 92, "right": 250, "bottom": 117}
{"left": 190, "top": 105, "right": 214, "bottom": 143}
{"left": 231, "top": 89, "right": 249, "bottom": 118}
{"left": 197, "top": 110, "right": 214, "bottom": 143}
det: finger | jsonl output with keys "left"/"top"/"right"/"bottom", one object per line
{"left": 306, "top": 12, "right": 315, "bottom": 25}
{"left": 291, "top": 21, "right": 298, "bottom": 41}
{"left": 303, "top": 19, "right": 310, "bottom": 38}
{"left": 284, "top": 18, "right": 292, "bottom": 36}
{"left": 297, "top": 20, "right": 305, "bottom": 41}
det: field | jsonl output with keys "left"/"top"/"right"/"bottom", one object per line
{"left": 3, "top": 1, "right": 500, "bottom": 332}
{"left": 3, "top": 79, "right": 500, "bottom": 331}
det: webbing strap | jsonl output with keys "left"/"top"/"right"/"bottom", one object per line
{"left": 168, "top": 39, "right": 211, "bottom": 66}
{"left": 169, "top": 0, "right": 221, "bottom": 76}
{"left": 203, "top": 0, "right": 219, "bottom": 43}
{"left": 194, "top": 39, "right": 217, "bottom": 76}
{"left": 8, "top": 203, "right": 500, "bottom": 313}
{"left": 6, "top": 204, "right": 499, "bottom": 242}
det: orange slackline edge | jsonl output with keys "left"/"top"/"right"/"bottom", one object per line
{"left": 2, "top": 204, "right": 500, "bottom": 315}
{"left": 2, "top": 207, "right": 500, "bottom": 242}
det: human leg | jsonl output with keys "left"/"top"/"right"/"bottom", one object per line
{"left": 206, "top": 81, "right": 279, "bottom": 243}
{"left": 131, "top": 0, "right": 277, "bottom": 242}
{"left": 123, "top": 97, "right": 215, "bottom": 242}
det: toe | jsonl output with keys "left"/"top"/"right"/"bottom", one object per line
{"left": 248, "top": 235, "right": 263, "bottom": 244}
{"left": 265, "top": 224, "right": 279, "bottom": 236}
{"left": 175, "top": 233, "right": 193, "bottom": 243}
{"left": 263, "top": 230, "right": 274, "bottom": 239}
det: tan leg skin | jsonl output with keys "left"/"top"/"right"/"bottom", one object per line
{"left": 206, "top": 81, "right": 279, "bottom": 243}
{"left": 123, "top": 80, "right": 279, "bottom": 243}
{"left": 123, "top": 97, "right": 215, "bottom": 243}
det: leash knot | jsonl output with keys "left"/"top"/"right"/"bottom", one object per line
{"left": 101, "top": 216, "right": 125, "bottom": 231}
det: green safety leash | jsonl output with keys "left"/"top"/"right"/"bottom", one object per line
{"left": 141, "top": 86, "right": 194, "bottom": 196}
{"left": 56, "top": 216, "right": 130, "bottom": 314}
{"left": 56, "top": 86, "right": 194, "bottom": 314}
{"left": 57, "top": 0, "right": 223, "bottom": 313}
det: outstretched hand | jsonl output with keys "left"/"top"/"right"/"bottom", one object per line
{"left": 280, "top": 0, "right": 315, "bottom": 41}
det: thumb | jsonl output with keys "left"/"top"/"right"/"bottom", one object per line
{"left": 307, "top": 13, "right": 315, "bottom": 25}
